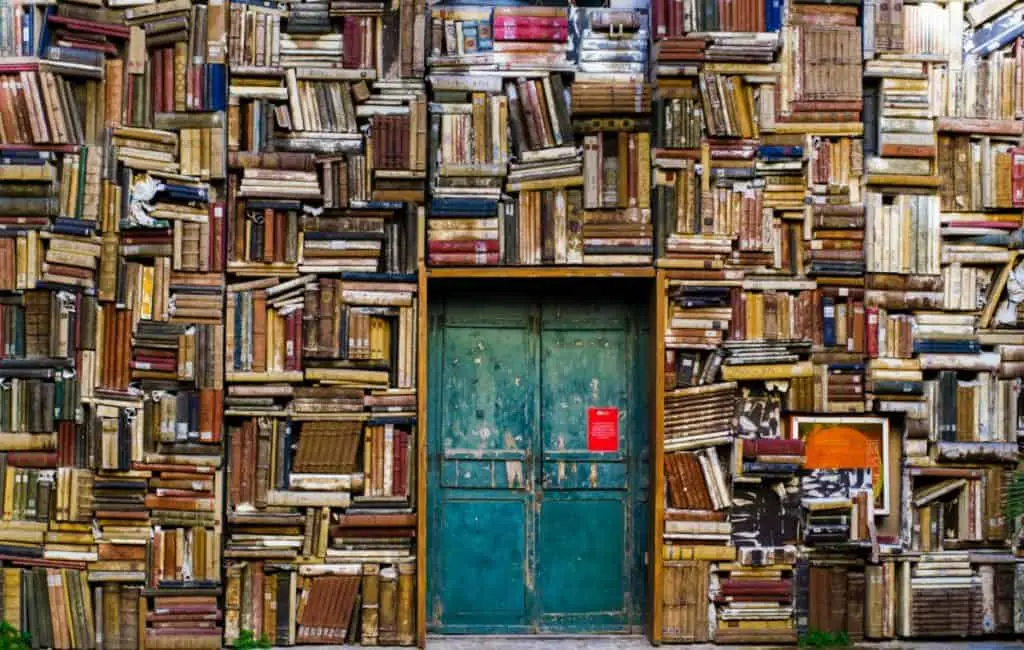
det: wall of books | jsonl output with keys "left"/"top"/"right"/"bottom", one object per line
{"left": 1, "top": 0, "right": 1024, "bottom": 646}
{"left": 426, "top": 5, "right": 653, "bottom": 266}
{"left": 0, "top": 0, "right": 424, "bottom": 646}
{"left": 653, "top": 0, "right": 1024, "bottom": 642}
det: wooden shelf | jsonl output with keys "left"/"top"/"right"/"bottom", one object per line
{"left": 426, "top": 265, "right": 656, "bottom": 280}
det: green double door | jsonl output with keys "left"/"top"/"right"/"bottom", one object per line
{"left": 427, "top": 288, "right": 648, "bottom": 634}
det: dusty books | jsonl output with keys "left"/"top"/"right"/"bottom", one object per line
{"left": 653, "top": 0, "right": 1024, "bottom": 642}
{"left": 425, "top": 6, "right": 652, "bottom": 267}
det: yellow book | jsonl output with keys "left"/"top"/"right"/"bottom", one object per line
{"left": 773, "top": 122, "right": 863, "bottom": 136}
{"left": 3, "top": 568, "right": 20, "bottom": 629}
{"left": 721, "top": 361, "right": 814, "bottom": 381}
{"left": 79, "top": 570, "right": 95, "bottom": 647}
{"left": 692, "top": 545, "right": 737, "bottom": 561}
{"left": 62, "top": 569, "right": 77, "bottom": 649}
{"left": 140, "top": 265, "right": 155, "bottom": 320}
{"left": 471, "top": 92, "right": 487, "bottom": 164}
{"left": 506, "top": 175, "right": 585, "bottom": 193}
{"left": 14, "top": 234, "right": 26, "bottom": 290}
{"left": 637, "top": 133, "right": 651, "bottom": 210}
{"left": 865, "top": 174, "right": 942, "bottom": 188}
{"left": 662, "top": 545, "right": 694, "bottom": 561}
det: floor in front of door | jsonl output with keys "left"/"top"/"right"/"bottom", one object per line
{"left": 270, "top": 639, "right": 1024, "bottom": 650}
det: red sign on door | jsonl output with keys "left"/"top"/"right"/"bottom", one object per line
{"left": 587, "top": 407, "right": 619, "bottom": 452}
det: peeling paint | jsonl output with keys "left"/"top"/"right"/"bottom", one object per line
{"left": 504, "top": 431, "right": 524, "bottom": 488}
{"left": 589, "top": 463, "right": 599, "bottom": 488}
{"left": 557, "top": 435, "right": 567, "bottom": 484}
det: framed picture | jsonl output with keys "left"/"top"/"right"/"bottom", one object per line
{"left": 790, "top": 416, "right": 891, "bottom": 515}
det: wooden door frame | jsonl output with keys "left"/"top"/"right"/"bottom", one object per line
{"left": 415, "top": 271, "right": 659, "bottom": 646}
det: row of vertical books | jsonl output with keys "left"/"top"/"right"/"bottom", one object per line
{"left": 0, "top": 0, "right": 426, "bottom": 645}
{"left": 654, "top": 0, "right": 1024, "bottom": 642}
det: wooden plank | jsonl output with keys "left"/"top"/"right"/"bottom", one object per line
{"left": 415, "top": 262, "right": 428, "bottom": 648}
{"left": 650, "top": 270, "right": 667, "bottom": 644}
{"left": 426, "top": 266, "right": 656, "bottom": 280}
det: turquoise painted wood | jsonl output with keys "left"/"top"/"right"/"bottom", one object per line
{"left": 428, "top": 291, "right": 648, "bottom": 634}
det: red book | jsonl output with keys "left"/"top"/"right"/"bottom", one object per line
{"left": 427, "top": 239, "right": 499, "bottom": 253}
{"left": 1012, "top": 146, "right": 1024, "bottom": 207}
{"left": 53, "top": 37, "right": 119, "bottom": 55}
{"left": 720, "top": 579, "right": 793, "bottom": 595}
{"left": 742, "top": 439, "right": 805, "bottom": 458}
{"left": 46, "top": 15, "right": 130, "bottom": 38}
{"left": 7, "top": 451, "right": 58, "bottom": 468}
{"left": 492, "top": 16, "right": 569, "bottom": 29}
{"left": 866, "top": 305, "right": 879, "bottom": 357}
{"left": 493, "top": 26, "right": 569, "bottom": 42}
{"left": 0, "top": 62, "right": 38, "bottom": 72}
{"left": 944, "top": 220, "right": 1020, "bottom": 230}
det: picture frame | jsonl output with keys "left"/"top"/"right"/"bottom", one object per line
{"left": 790, "top": 415, "right": 891, "bottom": 515}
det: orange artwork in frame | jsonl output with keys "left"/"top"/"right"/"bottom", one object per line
{"left": 790, "top": 415, "right": 890, "bottom": 515}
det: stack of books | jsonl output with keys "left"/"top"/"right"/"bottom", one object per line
{"left": 425, "top": 6, "right": 654, "bottom": 267}
{"left": 220, "top": 1, "right": 424, "bottom": 645}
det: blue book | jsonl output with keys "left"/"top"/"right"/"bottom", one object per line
{"left": 35, "top": 5, "right": 54, "bottom": 58}
{"left": 971, "top": 11, "right": 1024, "bottom": 56}
{"left": 822, "top": 297, "right": 836, "bottom": 347}
{"left": 462, "top": 21, "right": 479, "bottom": 53}
{"left": 477, "top": 18, "right": 493, "bottom": 51}
{"left": 0, "top": 152, "right": 52, "bottom": 164}
{"left": 51, "top": 218, "right": 95, "bottom": 236}
{"left": 828, "top": 363, "right": 865, "bottom": 372}
{"left": 759, "top": 145, "right": 803, "bottom": 158}
{"left": 232, "top": 293, "right": 243, "bottom": 371}
{"left": 282, "top": 421, "right": 295, "bottom": 483}
{"left": 430, "top": 197, "right": 498, "bottom": 216}
{"left": 22, "top": 8, "right": 33, "bottom": 57}
{"left": 913, "top": 340, "right": 980, "bottom": 354}
{"left": 206, "top": 63, "right": 227, "bottom": 112}
{"left": 743, "top": 462, "right": 801, "bottom": 474}
{"left": 368, "top": 416, "right": 417, "bottom": 426}
{"left": 161, "top": 184, "right": 210, "bottom": 203}
{"left": 765, "top": 0, "right": 783, "bottom": 32}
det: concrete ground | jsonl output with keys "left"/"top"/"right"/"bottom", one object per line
{"left": 427, "top": 638, "right": 1023, "bottom": 649}
{"left": 273, "top": 637, "right": 1024, "bottom": 649}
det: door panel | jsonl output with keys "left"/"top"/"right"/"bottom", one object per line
{"left": 428, "top": 292, "right": 648, "bottom": 634}
{"left": 438, "top": 325, "right": 533, "bottom": 489}
{"left": 536, "top": 301, "right": 633, "bottom": 630}
{"left": 437, "top": 498, "right": 529, "bottom": 627}
{"left": 429, "top": 300, "right": 535, "bottom": 631}
{"left": 537, "top": 496, "right": 626, "bottom": 626}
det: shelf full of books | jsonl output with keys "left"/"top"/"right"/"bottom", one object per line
{"left": 652, "top": 0, "right": 1024, "bottom": 641}
{"left": 2, "top": 0, "right": 1024, "bottom": 646}
{"left": 0, "top": 0, "right": 232, "bottom": 641}
{"left": 0, "top": 0, "right": 427, "bottom": 646}
{"left": 221, "top": 0, "right": 424, "bottom": 646}
{"left": 425, "top": 5, "right": 654, "bottom": 268}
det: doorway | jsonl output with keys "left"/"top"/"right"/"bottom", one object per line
{"left": 426, "top": 283, "right": 649, "bottom": 634}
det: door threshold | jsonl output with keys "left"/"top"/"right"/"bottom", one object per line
{"left": 428, "top": 633, "right": 649, "bottom": 639}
